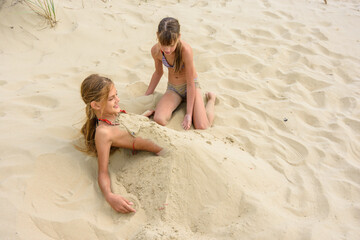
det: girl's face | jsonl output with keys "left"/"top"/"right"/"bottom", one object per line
{"left": 103, "top": 85, "right": 120, "bottom": 115}
{"left": 159, "top": 39, "right": 179, "bottom": 55}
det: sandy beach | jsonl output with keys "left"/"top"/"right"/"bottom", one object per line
{"left": 0, "top": 0, "right": 359, "bottom": 239}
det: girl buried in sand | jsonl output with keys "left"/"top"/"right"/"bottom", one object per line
{"left": 145, "top": 17, "right": 216, "bottom": 130}
{"left": 79, "top": 74, "right": 165, "bottom": 213}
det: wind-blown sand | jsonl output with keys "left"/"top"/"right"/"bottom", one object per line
{"left": 0, "top": 0, "right": 360, "bottom": 239}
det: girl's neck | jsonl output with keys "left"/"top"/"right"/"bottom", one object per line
{"left": 96, "top": 113, "right": 117, "bottom": 122}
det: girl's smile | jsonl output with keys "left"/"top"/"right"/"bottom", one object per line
{"left": 105, "top": 85, "right": 121, "bottom": 115}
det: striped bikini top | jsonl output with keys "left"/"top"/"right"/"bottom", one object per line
{"left": 161, "top": 51, "right": 173, "bottom": 68}
{"left": 161, "top": 51, "right": 185, "bottom": 70}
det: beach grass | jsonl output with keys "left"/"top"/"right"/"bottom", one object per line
{"left": 24, "top": 0, "right": 57, "bottom": 27}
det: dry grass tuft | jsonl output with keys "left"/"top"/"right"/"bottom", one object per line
{"left": 23, "top": 0, "right": 57, "bottom": 27}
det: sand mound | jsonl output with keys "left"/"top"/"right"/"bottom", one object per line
{"left": 0, "top": 0, "right": 359, "bottom": 239}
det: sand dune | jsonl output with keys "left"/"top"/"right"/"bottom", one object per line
{"left": 0, "top": 0, "right": 359, "bottom": 239}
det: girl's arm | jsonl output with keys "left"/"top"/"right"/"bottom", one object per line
{"left": 145, "top": 45, "right": 164, "bottom": 95}
{"left": 182, "top": 45, "right": 196, "bottom": 130}
{"left": 95, "top": 128, "right": 136, "bottom": 213}
{"left": 133, "top": 136, "right": 163, "bottom": 154}
{"left": 111, "top": 128, "right": 163, "bottom": 154}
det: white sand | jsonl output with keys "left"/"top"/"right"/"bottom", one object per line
{"left": 0, "top": 0, "right": 360, "bottom": 239}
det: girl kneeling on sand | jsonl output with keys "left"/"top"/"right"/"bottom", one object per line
{"left": 79, "top": 74, "right": 164, "bottom": 213}
{"left": 145, "top": 17, "right": 216, "bottom": 130}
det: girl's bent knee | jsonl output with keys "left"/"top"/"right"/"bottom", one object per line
{"left": 194, "top": 122, "right": 209, "bottom": 130}
{"left": 153, "top": 115, "right": 168, "bottom": 126}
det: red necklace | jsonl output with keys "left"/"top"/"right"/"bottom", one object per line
{"left": 98, "top": 118, "right": 119, "bottom": 126}
{"left": 97, "top": 109, "right": 127, "bottom": 126}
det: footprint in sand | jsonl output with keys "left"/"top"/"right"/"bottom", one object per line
{"left": 278, "top": 11, "right": 294, "bottom": 20}
{"left": 263, "top": 11, "right": 281, "bottom": 19}
{"left": 295, "top": 110, "right": 321, "bottom": 127}
{"left": 125, "top": 81, "right": 148, "bottom": 97}
{"left": 280, "top": 49, "right": 301, "bottom": 63}
{"left": 273, "top": 25, "right": 291, "bottom": 40}
{"left": 217, "top": 53, "right": 258, "bottom": 70}
{"left": 284, "top": 173, "right": 330, "bottom": 220}
{"left": 290, "top": 44, "right": 315, "bottom": 55}
{"left": 104, "top": 12, "right": 116, "bottom": 21}
{"left": 343, "top": 118, "right": 360, "bottom": 135}
{"left": 230, "top": 28, "right": 245, "bottom": 40}
{"left": 277, "top": 71, "right": 330, "bottom": 92}
{"left": 317, "top": 129, "right": 345, "bottom": 152}
{"left": 18, "top": 95, "right": 58, "bottom": 109}
{"left": 339, "top": 97, "right": 357, "bottom": 113}
{"left": 319, "top": 21, "right": 332, "bottom": 27}
{"left": 334, "top": 68, "right": 354, "bottom": 84}
{"left": 0, "top": 80, "right": 7, "bottom": 86}
{"left": 285, "top": 21, "right": 305, "bottom": 29}
{"left": 250, "top": 63, "right": 269, "bottom": 74}
{"left": 218, "top": 79, "right": 255, "bottom": 92}
{"left": 275, "top": 135, "right": 309, "bottom": 166}
{"left": 111, "top": 48, "right": 126, "bottom": 57}
{"left": 311, "top": 28, "right": 328, "bottom": 41}
{"left": 202, "top": 25, "right": 216, "bottom": 36}
{"left": 121, "top": 11, "right": 146, "bottom": 26}
{"left": 203, "top": 41, "right": 237, "bottom": 52}
{"left": 45, "top": 126, "right": 79, "bottom": 140}
{"left": 310, "top": 91, "right": 326, "bottom": 108}
{"left": 220, "top": 94, "right": 240, "bottom": 108}
{"left": 219, "top": 0, "right": 231, "bottom": 7}
{"left": 260, "top": 0, "right": 271, "bottom": 8}
{"left": 34, "top": 74, "right": 50, "bottom": 80}
{"left": 297, "top": 74, "right": 331, "bottom": 92}
{"left": 248, "top": 28, "right": 274, "bottom": 39}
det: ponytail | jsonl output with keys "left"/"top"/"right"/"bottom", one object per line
{"left": 78, "top": 74, "right": 113, "bottom": 156}
{"left": 80, "top": 104, "right": 98, "bottom": 155}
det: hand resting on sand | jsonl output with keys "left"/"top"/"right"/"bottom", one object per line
{"left": 106, "top": 193, "right": 136, "bottom": 213}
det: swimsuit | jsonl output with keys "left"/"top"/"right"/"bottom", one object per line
{"left": 161, "top": 51, "right": 200, "bottom": 99}
{"left": 167, "top": 80, "right": 200, "bottom": 99}
{"left": 161, "top": 51, "right": 174, "bottom": 68}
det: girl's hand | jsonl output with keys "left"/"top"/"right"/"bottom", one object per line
{"left": 106, "top": 193, "right": 136, "bottom": 213}
{"left": 182, "top": 114, "right": 192, "bottom": 130}
{"left": 157, "top": 148, "right": 169, "bottom": 156}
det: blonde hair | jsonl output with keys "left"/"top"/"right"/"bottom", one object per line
{"left": 79, "top": 74, "right": 113, "bottom": 155}
{"left": 157, "top": 17, "right": 182, "bottom": 73}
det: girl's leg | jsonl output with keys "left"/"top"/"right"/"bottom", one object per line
{"left": 192, "top": 89, "right": 216, "bottom": 130}
{"left": 153, "top": 91, "right": 182, "bottom": 126}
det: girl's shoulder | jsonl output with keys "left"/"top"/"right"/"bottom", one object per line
{"left": 151, "top": 43, "right": 162, "bottom": 59}
{"left": 95, "top": 124, "right": 113, "bottom": 141}
{"left": 180, "top": 40, "right": 193, "bottom": 55}
{"left": 180, "top": 40, "right": 193, "bottom": 60}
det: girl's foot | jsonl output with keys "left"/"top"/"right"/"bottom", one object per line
{"left": 206, "top": 92, "right": 216, "bottom": 101}
{"left": 142, "top": 109, "right": 155, "bottom": 117}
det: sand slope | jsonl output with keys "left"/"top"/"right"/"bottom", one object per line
{"left": 0, "top": 0, "right": 359, "bottom": 239}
